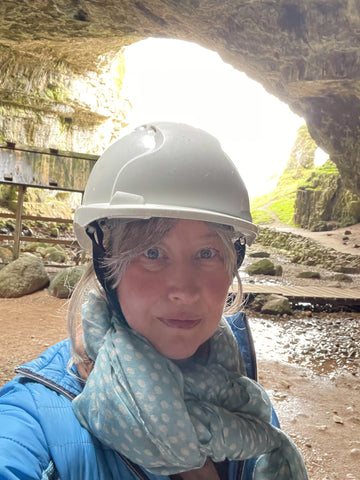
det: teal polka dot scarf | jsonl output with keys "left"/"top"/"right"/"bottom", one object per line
{"left": 72, "top": 292, "right": 308, "bottom": 479}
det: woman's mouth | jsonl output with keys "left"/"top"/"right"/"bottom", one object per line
{"left": 158, "top": 317, "right": 201, "bottom": 329}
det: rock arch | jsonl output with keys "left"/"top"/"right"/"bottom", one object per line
{"left": 0, "top": 1, "right": 359, "bottom": 195}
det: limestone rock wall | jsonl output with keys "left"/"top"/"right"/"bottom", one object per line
{"left": 0, "top": 47, "right": 130, "bottom": 153}
{"left": 294, "top": 164, "right": 360, "bottom": 230}
{"left": 0, "top": 0, "right": 359, "bottom": 194}
{"left": 286, "top": 125, "right": 360, "bottom": 230}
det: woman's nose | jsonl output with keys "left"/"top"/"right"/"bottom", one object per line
{"left": 167, "top": 263, "right": 200, "bottom": 304}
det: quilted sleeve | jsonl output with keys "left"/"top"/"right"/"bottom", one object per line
{"left": 0, "top": 380, "right": 51, "bottom": 480}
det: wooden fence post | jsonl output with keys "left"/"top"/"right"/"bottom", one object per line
{"left": 13, "top": 185, "right": 26, "bottom": 259}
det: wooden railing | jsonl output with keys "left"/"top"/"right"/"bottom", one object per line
{"left": 0, "top": 142, "right": 97, "bottom": 260}
{"left": 0, "top": 187, "right": 79, "bottom": 259}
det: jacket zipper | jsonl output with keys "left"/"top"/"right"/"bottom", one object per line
{"left": 15, "top": 367, "right": 78, "bottom": 400}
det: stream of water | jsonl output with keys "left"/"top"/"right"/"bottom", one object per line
{"left": 248, "top": 312, "right": 360, "bottom": 375}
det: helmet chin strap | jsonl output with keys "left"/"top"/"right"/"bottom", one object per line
{"left": 234, "top": 237, "right": 246, "bottom": 268}
{"left": 85, "top": 221, "right": 124, "bottom": 318}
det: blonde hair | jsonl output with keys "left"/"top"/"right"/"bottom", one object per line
{"left": 67, "top": 218, "right": 243, "bottom": 361}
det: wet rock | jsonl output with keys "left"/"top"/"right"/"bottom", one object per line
{"left": 296, "top": 271, "right": 321, "bottom": 279}
{"left": 0, "top": 253, "right": 49, "bottom": 297}
{"left": 21, "top": 226, "right": 33, "bottom": 236}
{"left": 261, "top": 294, "right": 293, "bottom": 316}
{"left": 333, "top": 414, "right": 344, "bottom": 424}
{"left": 272, "top": 391, "right": 288, "bottom": 400}
{"left": 334, "top": 265, "right": 359, "bottom": 274}
{"left": 246, "top": 259, "right": 276, "bottom": 276}
{"left": 250, "top": 294, "right": 270, "bottom": 312}
{"left": 275, "top": 265, "right": 283, "bottom": 276}
{"left": 330, "top": 273, "right": 353, "bottom": 282}
{"left": 48, "top": 265, "right": 86, "bottom": 298}
{"left": 248, "top": 251, "right": 270, "bottom": 258}
{"left": 350, "top": 448, "right": 360, "bottom": 457}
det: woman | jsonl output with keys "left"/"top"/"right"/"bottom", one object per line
{"left": 0, "top": 122, "right": 308, "bottom": 479}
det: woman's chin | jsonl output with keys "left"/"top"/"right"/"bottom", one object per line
{"left": 154, "top": 340, "right": 208, "bottom": 361}
{"left": 159, "top": 348, "right": 198, "bottom": 360}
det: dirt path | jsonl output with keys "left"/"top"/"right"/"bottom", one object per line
{"left": 0, "top": 291, "right": 68, "bottom": 385}
{"left": 1, "top": 289, "right": 359, "bottom": 479}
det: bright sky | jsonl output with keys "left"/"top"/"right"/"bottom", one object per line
{"left": 122, "top": 38, "right": 306, "bottom": 198}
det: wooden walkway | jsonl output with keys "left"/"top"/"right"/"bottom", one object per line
{"left": 241, "top": 284, "right": 359, "bottom": 300}
{"left": 231, "top": 284, "right": 360, "bottom": 308}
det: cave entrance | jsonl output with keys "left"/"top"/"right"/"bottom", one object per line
{"left": 122, "top": 38, "right": 304, "bottom": 198}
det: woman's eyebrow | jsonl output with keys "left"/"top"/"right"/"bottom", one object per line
{"left": 199, "top": 232, "right": 220, "bottom": 239}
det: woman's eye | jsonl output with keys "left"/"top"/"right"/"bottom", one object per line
{"left": 144, "top": 247, "right": 162, "bottom": 260}
{"left": 198, "top": 248, "right": 217, "bottom": 259}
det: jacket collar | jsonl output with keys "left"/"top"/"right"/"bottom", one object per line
{"left": 15, "top": 338, "right": 83, "bottom": 400}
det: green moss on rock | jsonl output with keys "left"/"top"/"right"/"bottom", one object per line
{"left": 48, "top": 265, "right": 86, "bottom": 298}
{"left": 294, "top": 160, "right": 360, "bottom": 229}
{"left": 246, "top": 258, "right": 276, "bottom": 276}
{"left": 0, "top": 254, "right": 49, "bottom": 297}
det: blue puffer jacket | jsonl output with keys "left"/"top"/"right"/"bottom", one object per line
{"left": 0, "top": 312, "right": 278, "bottom": 480}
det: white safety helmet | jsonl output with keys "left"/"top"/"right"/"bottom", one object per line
{"left": 74, "top": 122, "right": 257, "bottom": 252}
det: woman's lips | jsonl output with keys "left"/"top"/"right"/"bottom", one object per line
{"left": 158, "top": 317, "right": 201, "bottom": 329}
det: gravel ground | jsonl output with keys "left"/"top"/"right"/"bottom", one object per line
{"left": 247, "top": 310, "right": 360, "bottom": 375}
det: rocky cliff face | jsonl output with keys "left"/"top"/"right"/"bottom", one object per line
{"left": 294, "top": 161, "right": 360, "bottom": 230}
{"left": 285, "top": 125, "right": 360, "bottom": 230}
{"left": 0, "top": 46, "right": 130, "bottom": 153}
{"left": 0, "top": 1, "right": 359, "bottom": 194}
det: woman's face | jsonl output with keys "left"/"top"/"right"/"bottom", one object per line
{"left": 117, "top": 219, "right": 231, "bottom": 359}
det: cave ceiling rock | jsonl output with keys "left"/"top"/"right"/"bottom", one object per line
{"left": 0, "top": 0, "right": 359, "bottom": 195}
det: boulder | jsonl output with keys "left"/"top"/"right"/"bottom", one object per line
{"left": 43, "top": 246, "right": 67, "bottom": 263}
{"left": 261, "top": 295, "right": 293, "bottom": 316}
{"left": 296, "top": 271, "right": 321, "bottom": 279}
{"left": 248, "top": 251, "right": 270, "bottom": 258}
{"left": 50, "top": 227, "right": 59, "bottom": 238}
{"left": 22, "top": 242, "right": 39, "bottom": 253}
{"left": 246, "top": 259, "right": 276, "bottom": 276}
{"left": 48, "top": 265, "right": 86, "bottom": 298}
{"left": 250, "top": 294, "right": 270, "bottom": 312}
{"left": 275, "top": 265, "right": 283, "bottom": 277}
{"left": 0, "top": 254, "right": 49, "bottom": 297}
{"left": 330, "top": 273, "right": 353, "bottom": 283}
{"left": 0, "top": 246, "right": 13, "bottom": 263}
